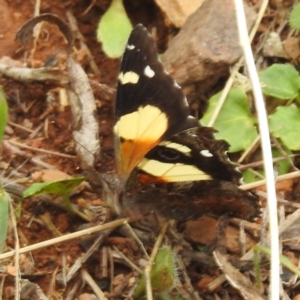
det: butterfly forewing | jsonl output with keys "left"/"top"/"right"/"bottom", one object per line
{"left": 114, "top": 24, "right": 198, "bottom": 182}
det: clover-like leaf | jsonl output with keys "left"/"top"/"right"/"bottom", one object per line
{"left": 259, "top": 64, "right": 300, "bottom": 99}
{"left": 201, "top": 88, "right": 257, "bottom": 152}
{"left": 97, "top": 0, "right": 132, "bottom": 58}
{"left": 269, "top": 104, "right": 300, "bottom": 150}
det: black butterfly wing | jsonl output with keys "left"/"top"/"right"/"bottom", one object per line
{"left": 114, "top": 24, "right": 198, "bottom": 183}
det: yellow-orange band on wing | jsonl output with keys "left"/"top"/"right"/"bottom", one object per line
{"left": 138, "top": 158, "right": 212, "bottom": 183}
{"left": 114, "top": 105, "right": 168, "bottom": 176}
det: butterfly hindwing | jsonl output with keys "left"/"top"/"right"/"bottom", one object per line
{"left": 127, "top": 181, "right": 261, "bottom": 221}
{"left": 137, "top": 126, "right": 242, "bottom": 184}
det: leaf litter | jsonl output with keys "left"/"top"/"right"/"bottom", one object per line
{"left": 1, "top": 1, "right": 300, "bottom": 299}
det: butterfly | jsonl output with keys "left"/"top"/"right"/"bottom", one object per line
{"left": 110, "top": 24, "right": 260, "bottom": 221}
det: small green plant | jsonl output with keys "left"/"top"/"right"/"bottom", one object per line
{"left": 0, "top": 86, "right": 9, "bottom": 253}
{"left": 97, "top": 0, "right": 132, "bottom": 58}
{"left": 23, "top": 176, "right": 86, "bottom": 218}
{"left": 201, "top": 87, "right": 257, "bottom": 152}
{"left": 0, "top": 187, "right": 9, "bottom": 254}
{"left": 253, "top": 244, "right": 300, "bottom": 289}
{"left": 289, "top": 3, "right": 300, "bottom": 30}
{"left": 133, "top": 247, "right": 178, "bottom": 299}
{"left": 259, "top": 64, "right": 300, "bottom": 100}
{"left": 201, "top": 63, "right": 300, "bottom": 181}
{"left": 202, "top": 64, "right": 300, "bottom": 152}
{"left": 0, "top": 87, "right": 8, "bottom": 142}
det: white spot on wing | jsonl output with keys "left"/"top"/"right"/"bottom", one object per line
{"left": 144, "top": 65, "right": 155, "bottom": 78}
{"left": 174, "top": 82, "right": 181, "bottom": 89}
{"left": 200, "top": 150, "right": 213, "bottom": 157}
{"left": 183, "top": 96, "right": 188, "bottom": 106}
{"left": 127, "top": 44, "right": 135, "bottom": 50}
{"left": 119, "top": 71, "right": 139, "bottom": 84}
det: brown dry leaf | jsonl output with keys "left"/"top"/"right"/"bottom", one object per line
{"left": 185, "top": 216, "right": 256, "bottom": 253}
{"left": 32, "top": 169, "right": 71, "bottom": 182}
{"left": 77, "top": 197, "right": 89, "bottom": 209}
{"left": 0, "top": 56, "right": 23, "bottom": 67}
{"left": 78, "top": 293, "right": 97, "bottom": 300}
{"left": 284, "top": 37, "right": 300, "bottom": 60}
{"left": 213, "top": 249, "right": 265, "bottom": 300}
{"left": 16, "top": 13, "right": 73, "bottom": 52}
{"left": 19, "top": 254, "right": 35, "bottom": 274}
{"left": 6, "top": 265, "right": 16, "bottom": 276}
{"left": 67, "top": 57, "right": 100, "bottom": 168}
{"left": 197, "top": 276, "right": 220, "bottom": 292}
{"left": 154, "top": 0, "right": 205, "bottom": 27}
{"left": 262, "top": 32, "right": 288, "bottom": 58}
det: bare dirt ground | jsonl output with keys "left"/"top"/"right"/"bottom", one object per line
{"left": 1, "top": 0, "right": 300, "bottom": 299}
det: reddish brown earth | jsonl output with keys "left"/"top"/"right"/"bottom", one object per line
{"left": 1, "top": 0, "right": 300, "bottom": 299}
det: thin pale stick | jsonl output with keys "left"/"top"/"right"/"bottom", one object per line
{"left": 7, "top": 121, "right": 34, "bottom": 133}
{"left": 81, "top": 269, "right": 108, "bottom": 300}
{"left": 112, "top": 245, "right": 143, "bottom": 274}
{"left": 234, "top": 1, "right": 280, "bottom": 297}
{"left": 0, "top": 218, "right": 128, "bottom": 260}
{"left": 240, "top": 153, "right": 300, "bottom": 170}
{"left": 145, "top": 221, "right": 169, "bottom": 300}
{"left": 66, "top": 11, "right": 101, "bottom": 75}
{"left": 238, "top": 135, "right": 260, "bottom": 163}
{"left": 123, "top": 222, "right": 150, "bottom": 260}
{"left": 207, "top": 0, "right": 269, "bottom": 127}
{"left": 9, "top": 196, "right": 20, "bottom": 300}
{"left": 241, "top": 170, "right": 300, "bottom": 190}
{"left": 8, "top": 140, "right": 76, "bottom": 158}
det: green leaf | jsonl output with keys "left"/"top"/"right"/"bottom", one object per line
{"left": 259, "top": 64, "right": 300, "bottom": 99}
{"left": 201, "top": 88, "right": 257, "bottom": 152}
{"left": 133, "top": 247, "right": 177, "bottom": 299}
{"left": 0, "top": 87, "right": 8, "bottom": 142}
{"left": 23, "top": 176, "right": 85, "bottom": 198}
{"left": 272, "top": 147, "right": 293, "bottom": 175}
{"left": 269, "top": 104, "right": 300, "bottom": 150}
{"left": 23, "top": 177, "right": 85, "bottom": 214}
{"left": 289, "top": 3, "right": 300, "bottom": 30}
{"left": 242, "top": 169, "right": 264, "bottom": 184}
{"left": 97, "top": 0, "right": 133, "bottom": 58}
{"left": 0, "top": 186, "right": 9, "bottom": 253}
